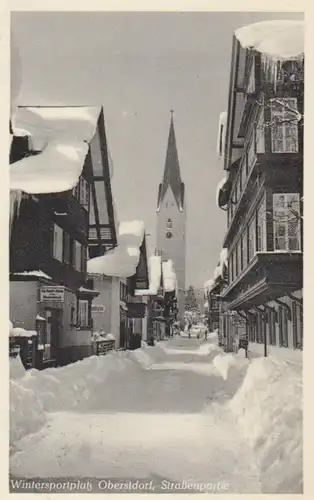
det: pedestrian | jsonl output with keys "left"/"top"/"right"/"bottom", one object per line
{"left": 204, "top": 327, "right": 208, "bottom": 342}
{"left": 188, "top": 322, "right": 191, "bottom": 339}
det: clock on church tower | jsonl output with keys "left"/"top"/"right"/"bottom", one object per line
{"left": 166, "top": 218, "right": 173, "bottom": 238}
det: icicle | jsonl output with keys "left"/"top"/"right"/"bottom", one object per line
{"left": 10, "top": 189, "right": 23, "bottom": 228}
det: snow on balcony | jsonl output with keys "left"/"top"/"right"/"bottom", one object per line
{"left": 87, "top": 220, "right": 145, "bottom": 278}
{"left": 235, "top": 20, "right": 304, "bottom": 85}
{"left": 217, "top": 111, "right": 227, "bottom": 158}
{"left": 162, "top": 260, "right": 177, "bottom": 293}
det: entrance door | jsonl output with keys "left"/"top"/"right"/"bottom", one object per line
{"left": 46, "top": 309, "right": 62, "bottom": 360}
{"left": 120, "top": 317, "right": 126, "bottom": 349}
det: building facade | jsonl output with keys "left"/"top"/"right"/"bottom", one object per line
{"left": 156, "top": 114, "right": 186, "bottom": 326}
{"left": 216, "top": 30, "right": 303, "bottom": 357}
{"left": 10, "top": 106, "right": 117, "bottom": 366}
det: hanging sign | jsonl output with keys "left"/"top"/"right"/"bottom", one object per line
{"left": 91, "top": 304, "right": 106, "bottom": 313}
{"left": 40, "top": 286, "right": 65, "bottom": 303}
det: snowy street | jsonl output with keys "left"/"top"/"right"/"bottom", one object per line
{"left": 10, "top": 335, "right": 302, "bottom": 494}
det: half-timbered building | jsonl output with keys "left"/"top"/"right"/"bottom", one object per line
{"left": 10, "top": 105, "right": 117, "bottom": 366}
{"left": 216, "top": 21, "right": 303, "bottom": 358}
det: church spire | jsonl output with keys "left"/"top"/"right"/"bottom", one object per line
{"left": 157, "top": 111, "right": 184, "bottom": 211}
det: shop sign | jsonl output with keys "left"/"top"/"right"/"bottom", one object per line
{"left": 40, "top": 286, "right": 65, "bottom": 303}
{"left": 91, "top": 304, "right": 106, "bottom": 313}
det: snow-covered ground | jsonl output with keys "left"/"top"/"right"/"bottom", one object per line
{"left": 10, "top": 335, "right": 302, "bottom": 494}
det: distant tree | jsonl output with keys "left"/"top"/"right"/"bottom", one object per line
{"left": 184, "top": 286, "right": 202, "bottom": 325}
{"left": 185, "top": 286, "right": 198, "bottom": 311}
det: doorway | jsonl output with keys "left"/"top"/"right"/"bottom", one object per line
{"left": 45, "top": 308, "right": 62, "bottom": 361}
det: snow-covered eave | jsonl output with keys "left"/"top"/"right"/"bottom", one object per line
{"left": 235, "top": 20, "right": 304, "bottom": 75}
{"left": 11, "top": 270, "right": 52, "bottom": 280}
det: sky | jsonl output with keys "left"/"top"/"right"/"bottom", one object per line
{"left": 11, "top": 10, "right": 304, "bottom": 289}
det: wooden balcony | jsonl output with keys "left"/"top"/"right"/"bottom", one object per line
{"left": 222, "top": 251, "right": 302, "bottom": 310}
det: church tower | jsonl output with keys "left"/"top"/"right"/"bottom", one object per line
{"left": 156, "top": 112, "right": 186, "bottom": 326}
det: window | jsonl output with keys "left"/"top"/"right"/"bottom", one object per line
{"left": 63, "top": 232, "right": 74, "bottom": 265}
{"left": 242, "top": 228, "right": 248, "bottom": 268}
{"left": 53, "top": 224, "right": 63, "bottom": 261}
{"left": 247, "top": 133, "right": 256, "bottom": 172}
{"left": 237, "top": 239, "right": 242, "bottom": 275}
{"left": 271, "top": 98, "right": 299, "bottom": 153}
{"left": 247, "top": 215, "right": 256, "bottom": 261}
{"left": 79, "top": 177, "right": 89, "bottom": 207}
{"left": 247, "top": 57, "right": 255, "bottom": 94}
{"left": 256, "top": 197, "right": 266, "bottom": 251}
{"left": 256, "top": 108, "right": 265, "bottom": 153}
{"left": 232, "top": 250, "right": 237, "bottom": 280}
{"left": 241, "top": 160, "right": 246, "bottom": 191}
{"left": 229, "top": 251, "right": 233, "bottom": 283}
{"left": 278, "top": 306, "right": 289, "bottom": 347}
{"left": 77, "top": 300, "right": 89, "bottom": 328}
{"left": 273, "top": 193, "right": 301, "bottom": 251}
{"left": 75, "top": 241, "right": 82, "bottom": 271}
{"left": 95, "top": 181, "right": 109, "bottom": 224}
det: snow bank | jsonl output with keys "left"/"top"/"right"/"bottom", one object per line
{"left": 10, "top": 355, "right": 26, "bottom": 380}
{"left": 229, "top": 356, "right": 302, "bottom": 493}
{"left": 10, "top": 378, "right": 47, "bottom": 446}
{"left": 87, "top": 220, "right": 145, "bottom": 278}
{"left": 162, "top": 259, "right": 177, "bottom": 292}
{"left": 10, "top": 140, "right": 89, "bottom": 194}
{"left": 213, "top": 353, "right": 248, "bottom": 381}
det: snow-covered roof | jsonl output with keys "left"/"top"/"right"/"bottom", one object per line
{"left": 10, "top": 140, "right": 89, "bottom": 194}
{"left": 87, "top": 220, "right": 145, "bottom": 278}
{"left": 13, "top": 106, "right": 101, "bottom": 145}
{"left": 135, "top": 255, "right": 162, "bottom": 296}
{"left": 235, "top": 20, "right": 304, "bottom": 62}
{"left": 10, "top": 106, "right": 102, "bottom": 201}
{"left": 10, "top": 327, "right": 38, "bottom": 338}
{"left": 162, "top": 260, "right": 177, "bottom": 293}
{"left": 13, "top": 270, "right": 52, "bottom": 280}
{"left": 204, "top": 249, "right": 228, "bottom": 295}
{"left": 213, "top": 248, "right": 228, "bottom": 281}
{"left": 217, "top": 111, "right": 227, "bottom": 158}
{"left": 36, "top": 315, "right": 46, "bottom": 321}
